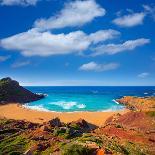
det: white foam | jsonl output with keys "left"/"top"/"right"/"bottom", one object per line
{"left": 144, "top": 92, "right": 148, "bottom": 95}
{"left": 50, "top": 101, "right": 86, "bottom": 109}
{"left": 23, "top": 104, "right": 50, "bottom": 112}
{"left": 36, "top": 93, "right": 48, "bottom": 97}
{"left": 51, "top": 101, "right": 76, "bottom": 109}
{"left": 77, "top": 104, "right": 86, "bottom": 109}
{"left": 23, "top": 103, "right": 124, "bottom": 113}
{"left": 112, "top": 99, "right": 119, "bottom": 104}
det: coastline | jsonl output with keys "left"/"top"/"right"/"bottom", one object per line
{"left": 0, "top": 103, "right": 129, "bottom": 126}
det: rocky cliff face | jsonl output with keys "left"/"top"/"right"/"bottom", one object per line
{"left": 0, "top": 77, "right": 44, "bottom": 104}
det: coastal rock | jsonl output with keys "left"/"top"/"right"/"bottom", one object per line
{"left": 37, "top": 143, "right": 50, "bottom": 151}
{"left": 116, "top": 96, "right": 155, "bottom": 111}
{"left": 48, "top": 117, "right": 62, "bottom": 127}
{"left": 40, "top": 125, "right": 50, "bottom": 132}
{"left": 0, "top": 77, "right": 44, "bottom": 104}
{"left": 149, "top": 136, "right": 155, "bottom": 142}
{"left": 69, "top": 118, "right": 90, "bottom": 129}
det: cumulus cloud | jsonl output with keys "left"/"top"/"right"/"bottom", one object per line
{"left": 0, "top": 0, "right": 40, "bottom": 6}
{"left": 0, "top": 55, "right": 10, "bottom": 62}
{"left": 0, "top": 28, "right": 120, "bottom": 57}
{"left": 11, "top": 61, "right": 30, "bottom": 68}
{"left": 0, "top": 29, "right": 89, "bottom": 57}
{"left": 113, "top": 12, "right": 146, "bottom": 27}
{"left": 138, "top": 72, "right": 149, "bottom": 78}
{"left": 92, "top": 38, "right": 150, "bottom": 56}
{"left": 34, "top": 0, "right": 105, "bottom": 30}
{"left": 79, "top": 61, "right": 119, "bottom": 72}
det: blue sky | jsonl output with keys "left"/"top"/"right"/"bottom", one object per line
{"left": 0, "top": 0, "right": 155, "bottom": 86}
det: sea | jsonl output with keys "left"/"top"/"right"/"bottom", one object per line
{"left": 23, "top": 86, "right": 155, "bottom": 112}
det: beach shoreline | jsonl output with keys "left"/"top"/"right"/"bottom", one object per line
{"left": 0, "top": 103, "right": 129, "bottom": 126}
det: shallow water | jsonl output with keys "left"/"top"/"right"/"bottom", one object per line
{"left": 24, "top": 86, "right": 155, "bottom": 112}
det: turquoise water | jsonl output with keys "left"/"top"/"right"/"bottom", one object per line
{"left": 24, "top": 86, "right": 155, "bottom": 112}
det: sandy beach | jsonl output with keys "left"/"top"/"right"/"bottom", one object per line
{"left": 0, "top": 103, "right": 128, "bottom": 126}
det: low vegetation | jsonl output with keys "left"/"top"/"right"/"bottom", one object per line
{"left": 61, "top": 144, "right": 93, "bottom": 155}
{"left": 0, "top": 96, "right": 155, "bottom": 154}
{"left": 146, "top": 111, "right": 155, "bottom": 117}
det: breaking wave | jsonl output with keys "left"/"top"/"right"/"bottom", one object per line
{"left": 50, "top": 101, "right": 86, "bottom": 110}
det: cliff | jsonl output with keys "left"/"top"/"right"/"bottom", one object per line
{"left": 117, "top": 96, "right": 155, "bottom": 111}
{"left": 0, "top": 77, "right": 44, "bottom": 104}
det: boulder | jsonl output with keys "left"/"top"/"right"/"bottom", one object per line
{"left": 70, "top": 118, "right": 90, "bottom": 129}
{"left": 48, "top": 117, "right": 62, "bottom": 127}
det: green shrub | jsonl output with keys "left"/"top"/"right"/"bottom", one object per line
{"left": 122, "top": 142, "right": 147, "bottom": 155}
{"left": 62, "top": 144, "right": 92, "bottom": 155}
{"left": 53, "top": 127, "right": 70, "bottom": 139}
{"left": 146, "top": 111, "right": 155, "bottom": 117}
{"left": 53, "top": 127, "right": 64, "bottom": 136}
{"left": 77, "top": 134, "right": 102, "bottom": 147}
{"left": 0, "top": 135, "right": 29, "bottom": 155}
{"left": 115, "top": 124, "right": 123, "bottom": 128}
{"left": 8, "top": 151, "right": 21, "bottom": 155}
{"left": 70, "top": 123, "right": 80, "bottom": 130}
{"left": 0, "top": 119, "right": 13, "bottom": 125}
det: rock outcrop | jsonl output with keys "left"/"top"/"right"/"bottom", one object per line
{"left": 48, "top": 117, "right": 62, "bottom": 127}
{"left": 116, "top": 96, "right": 155, "bottom": 111}
{"left": 0, "top": 77, "right": 44, "bottom": 104}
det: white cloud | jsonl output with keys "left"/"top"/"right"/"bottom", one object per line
{"left": 92, "top": 38, "right": 150, "bottom": 56}
{"left": 113, "top": 12, "right": 146, "bottom": 27}
{"left": 138, "top": 72, "right": 149, "bottom": 78}
{"left": 0, "top": 28, "right": 120, "bottom": 57}
{"left": 11, "top": 61, "right": 30, "bottom": 68}
{"left": 0, "top": 55, "right": 10, "bottom": 62}
{"left": 0, "top": 0, "right": 39, "bottom": 6}
{"left": 89, "top": 29, "right": 120, "bottom": 44}
{"left": 0, "top": 29, "right": 90, "bottom": 57}
{"left": 34, "top": 0, "right": 105, "bottom": 30}
{"left": 143, "top": 4, "right": 155, "bottom": 20}
{"left": 79, "top": 61, "right": 119, "bottom": 72}
{"left": 116, "top": 9, "right": 134, "bottom": 17}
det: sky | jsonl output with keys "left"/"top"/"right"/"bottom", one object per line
{"left": 0, "top": 0, "right": 155, "bottom": 86}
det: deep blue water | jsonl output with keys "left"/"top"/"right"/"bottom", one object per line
{"left": 24, "top": 86, "right": 155, "bottom": 112}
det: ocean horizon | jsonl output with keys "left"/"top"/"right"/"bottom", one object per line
{"left": 24, "top": 86, "right": 155, "bottom": 112}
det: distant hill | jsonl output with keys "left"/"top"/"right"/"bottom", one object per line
{"left": 0, "top": 77, "right": 44, "bottom": 104}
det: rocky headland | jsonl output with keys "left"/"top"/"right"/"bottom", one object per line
{"left": 0, "top": 77, "right": 44, "bottom": 104}
{"left": 117, "top": 96, "right": 155, "bottom": 112}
